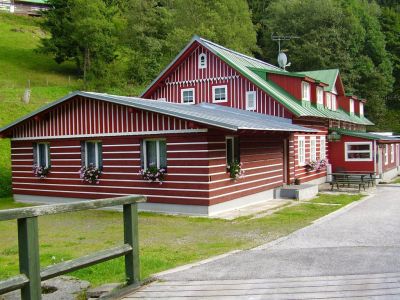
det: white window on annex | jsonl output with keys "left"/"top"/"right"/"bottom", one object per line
{"left": 212, "top": 85, "right": 227, "bottom": 103}
{"left": 391, "top": 144, "right": 395, "bottom": 163}
{"left": 360, "top": 102, "right": 364, "bottom": 116}
{"left": 320, "top": 136, "right": 326, "bottom": 159}
{"left": 181, "top": 88, "right": 195, "bottom": 104}
{"left": 316, "top": 87, "right": 324, "bottom": 105}
{"left": 246, "top": 91, "right": 257, "bottom": 110}
{"left": 298, "top": 136, "right": 306, "bottom": 166}
{"left": 384, "top": 144, "right": 389, "bottom": 165}
{"left": 83, "top": 141, "right": 102, "bottom": 168}
{"left": 143, "top": 139, "right": 167, "bottom": 170}
{"left": 301, "top": 81, "right": 310, "bottom": 101}
{"left": 310, "top": 137, "right": 317, "bottom": 161}
{"left": 350, "top": 99, "right": 355, "bottom": 114}
{"left": 198, "top": 53, "right": 207, "bottom": 69}
{"left": 345, "top": 142, "right": 372, "bottom": 162}
{"left": 34, "top": 143, "right": 50, "bottom": 168}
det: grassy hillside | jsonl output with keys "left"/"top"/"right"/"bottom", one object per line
{"left": 0, "top": 12, "right": 79, "bottom": 197}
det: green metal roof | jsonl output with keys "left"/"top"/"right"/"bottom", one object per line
{"left": 331, "top": 128, "right": 399, "bottom": 141}
{"left": 299, "top": 69, "right": 339, "bottom": 92}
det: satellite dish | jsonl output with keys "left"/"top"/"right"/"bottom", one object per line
{"left": 277, "top": 52, "right": 291, "bottom": 70}
{"left": 277, "top": 52, "right": 287, "bottom": 68}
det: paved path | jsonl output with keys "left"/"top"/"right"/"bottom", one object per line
{"left": 126, "top": 185, "right": 400, "bottom": 299}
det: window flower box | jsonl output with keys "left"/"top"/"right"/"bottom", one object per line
{"left": 227, "top": 161, "right": 245, "bottom": 180}
{"left": 140, "top": 163, "right": 166, "bottom": 184}
{"left": 80, "top": 164, "right": 101, "bottom": 184}
{"left": 33, "top": 165, "right": 50, "bottom": 179}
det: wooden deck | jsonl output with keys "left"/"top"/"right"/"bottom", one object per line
{"left": 123, "top": 272, "right": 400, "bottom": 299}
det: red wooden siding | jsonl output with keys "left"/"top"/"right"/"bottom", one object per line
{"left": 11, "top": 131, "right": 288, "bottom": 206}
{"left": 10, "top": 96, "right": 204, "bottom": 140}
{"left": 328, "top": 136, "right": 375, "bottom": 173}
{"left": 144, "top": 45, "right": 292, "bottom": 119}
{"left": 268, "top": 74, "right": 302, "bottom": 101}
{"left": 207, "top": 133, "right": 285, "bottom": 205}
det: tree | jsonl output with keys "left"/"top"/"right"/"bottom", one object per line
{"left": 252, "top": 0, "right": 394, "bottom": 128}
{"left": 41, "top": 0, "right": 123, "bottom": 87}
{"left": 122, "top": 0, "right": 258, "bottom": 85}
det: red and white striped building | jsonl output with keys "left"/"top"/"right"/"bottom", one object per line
{"left": 1, "top": 36, "right": 399, "bottom": 215}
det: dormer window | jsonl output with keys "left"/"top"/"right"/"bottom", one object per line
{"left": 360, "top": 102, "right": 364, "bottom": 116}
{"left": 301, "top": 82, "right": 310, "bottom": 101}
{"left": 326, "top": 93, "right": 332, "bottom": 110}
{"left": 198, "top": 53, "right": 207, "bottom": 69}
{"left": 316, "top": 87, "right": 324, "bottom": 105}
{"left": 350, "top": 99, "right": 354, "bottom": 114}
{"left": 331, "top": 94, "right": 337, "bottom": 111}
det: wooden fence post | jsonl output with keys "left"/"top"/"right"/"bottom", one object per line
{"left": 18, "top": 217, "right": 41, "bottom": 300}
{"left": 123, "top": 203, "right": 140, "bottom": 285}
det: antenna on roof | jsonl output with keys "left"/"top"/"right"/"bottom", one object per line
{"left": 271, "top": 34, "right": 299, "bottom": 70}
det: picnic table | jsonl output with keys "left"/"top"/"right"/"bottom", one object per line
{"left": 329, "top": 172, "right": 377, "bottom": 192}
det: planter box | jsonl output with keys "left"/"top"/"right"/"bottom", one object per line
{"left": 275, "top": 184, "right": 319, "bottom": 201}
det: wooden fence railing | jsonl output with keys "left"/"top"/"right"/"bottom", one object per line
{"left": 0, "top": 195, "right": 146, "bottom": 300}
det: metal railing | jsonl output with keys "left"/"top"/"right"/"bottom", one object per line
{"left": 0, "top": 195, "right": 146, "bottom": 300}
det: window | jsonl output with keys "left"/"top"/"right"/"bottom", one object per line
{"left": 310, "top": 137, "right": 317, "bottom": 161}
{"left": 226, "top": 136, "right": 239, "bottom": 165}
{"left": 83, "top": 141, "right": 102, "bottom": 168}
{"left": 384, "top": 144, "right": 389, "bottom": 165}
{"left": 142, "top": 139, "right": 167, "bottom": 170}
{"left": 331, "top": 94, "right": 337, "bottom": 111}
{"left": 317, "top": 87, "right": 324, "bottom": 105}
{"left": 246, "top": 91, "right": 257, "bottom": 110}
{"left": 345, "top": 142, "right": 372, "bottom": 161}
{"left": 212, "top": 85, "right": 227, "bottom": 102}
{"left": 350, "top": 99, "right": 354, "bottom": 114}
{"left": 298, "top": 136, "right": 306, "bottom": 166}
{"left": 326, "top": 93, "right": 332, "bottom": 109}
{"left": 360, "top": 102, "right": 364, "bottom": 116}
{"left": 34, "top": 143, "right": 50, "bottom": 168}
{"left": 320, "top": 136, "right": 326, "bottom": 159}
{"left": 181, "top": 88, "right": 195, "bottom": 104}
{"left": 301, "top": 81, "right": 310, "bottom": 101}
{"left": 198, "top": 53, "right": 207, "bottom": 69}
{"left": 391, "top": 144, "right": 395, "bottom": 163}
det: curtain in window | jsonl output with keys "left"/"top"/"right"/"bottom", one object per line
{"left": 86, "top": 142, "right": 96, "bottom": 166}
{"left": 146, "top": 140, "right": 157, "bottom": 168}
{"left": 159, "top": 140, "right": 167, "bottom": 168}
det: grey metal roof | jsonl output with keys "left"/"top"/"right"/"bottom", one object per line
{"left": 0, "top": 91, "right": 316, "bottom": 135}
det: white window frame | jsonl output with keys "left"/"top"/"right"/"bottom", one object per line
{"left": 181, "top": 88, "right": 195, "bottom": 104}
{"left": 316, "top": 87, "right": 324, "bottom": 105}
{"left": 344, "top": 142, "right": 373, "bottom": 162}
{"left": 349, "top": 99, "right": 354, "bottom": 114}
{"left": 246, "top": 91, "right": 257, "bottom": 110}
{"left": 143, "top": 139, "right": 167, "bottom": 170}
{"left": 85, "top": 141, "right": 101, "bottom": 168}
{"left": 198, "top": 53, "right": 207, "bottom": 69}
{"left": 310, "top": 136, "right": 317, "bottom": 161}
{"left": 36, "top": 143, "right": 49, "bottom": 168}
{"left": 384, "top": 144, "right": 388, "bottom": 165}
{"left": 301, "top": 81, "right": 310, "bottom": 101}
{"left": 326, "top": 93, "right": 332, "bottom": 110}
{"left": 298, "top": 136, "right": 306, "bottom": 166}
{"left": 390, "top": 144, "right": 395, "bottom": 163}
{"left": 359, "top": 102, "right": 364, "bottom": 116}
{"left": 225, "top": 136, "right": 239, "bottom": 165}
{"left": 212, "top": 85, "right": 227, "bottom": 103}
{"left": 331, "top": 94, "right": 337, "bottom": 111}
{"left": 320, "top": 136, "right": 326, "bottom": 159}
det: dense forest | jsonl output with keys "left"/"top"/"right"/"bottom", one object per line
{"left": 40, "top": 0, "right": 400, "bottom": 131}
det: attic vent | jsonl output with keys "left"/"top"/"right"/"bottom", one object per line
{"left": 198, "top": 53, "right": 207, "bottom": 69}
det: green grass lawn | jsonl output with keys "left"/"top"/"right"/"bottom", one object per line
{"left": 0, "top": 193, "right": 363, "bottom": 286}
{"left": 391, "top": 177, "right": 400, "bottom": 184}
